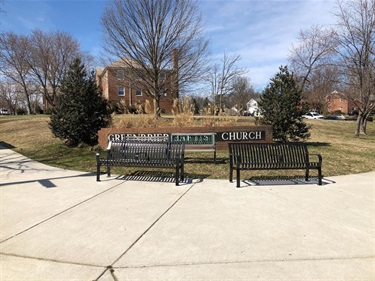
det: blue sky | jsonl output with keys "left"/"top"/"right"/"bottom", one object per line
{"left": 1, "top": 0, "right": 337, "bottom": 91}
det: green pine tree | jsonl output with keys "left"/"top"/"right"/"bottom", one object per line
{"left": 258, "top": 66, "right": 310, "bottom": 142}
{"left": 49, "top": 58, "right": 112, "bottom": 147}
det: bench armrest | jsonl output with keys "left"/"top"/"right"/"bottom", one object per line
{"left": 308, "top": 153, "right": 322, "bottom": 165}
{"left": 229, "top": 151, "right": 233, "bottom": 167}
{"left": 107, "top": 141, "right": 112, "bottom": 150}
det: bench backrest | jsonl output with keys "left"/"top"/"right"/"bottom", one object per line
{"left": 228, "top": 143, "right": 309, "bottom": 168}
{"left": 108, "top": 140, "right": 184, "bottom": 163}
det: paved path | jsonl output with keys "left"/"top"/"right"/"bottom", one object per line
{"left": 0, "top": 146, "right": 374, "bottom": 280}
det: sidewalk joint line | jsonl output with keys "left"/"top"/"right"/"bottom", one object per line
{"left": 0, "top": 252, "right": 105, "bottom": 268}
{"left": 110, "top": 183, "right": 197, "bottom": 267}
{"left": 111, "top": 254, "right": 375, "bottom": 269}
{"left": 93, "top": 183, "right": 197, "bottom": 281}
{"left": 0, "top": 182, "right": 125, "bottom": 244}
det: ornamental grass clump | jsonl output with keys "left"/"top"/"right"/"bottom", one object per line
{"left": 172, "top": 97, "right": 195, "bottom": 127}
{"left": 114, "top": 113, "right": 159, "bottom": 128}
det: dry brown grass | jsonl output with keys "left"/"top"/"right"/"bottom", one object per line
{"left": 0, "top": 115, "right": 57, "bottom": 149}
{"left": 0, "top": 114, "right": 374, "bottom": 179}
{"left": 111, "top": 97, "right": 242, "bottom": 129}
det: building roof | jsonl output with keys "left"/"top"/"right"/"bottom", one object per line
{"left": 107, "top": 57, "right": 144, "bottom": 69}
{"left": 95, "top": 68, "right": 104, "bottom": 76}
{"left": 326, "top": 90, "right": 346, "bottom": 98}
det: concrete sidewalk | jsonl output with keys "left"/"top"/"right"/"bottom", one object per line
{"left": 0, "top": 146, "right": 374, "bottom": 280}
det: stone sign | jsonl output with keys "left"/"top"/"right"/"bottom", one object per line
{"left": 98, "top": 125, "right": 272, "bottom": 150}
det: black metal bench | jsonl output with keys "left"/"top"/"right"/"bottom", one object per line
{"left": 96, "top": 140, "right": 185, "bottom": 185}
{"left": 228, "top": 143, "right": 323, "bottom": 187}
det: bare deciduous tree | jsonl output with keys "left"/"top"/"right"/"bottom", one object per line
{"left": 101, "top": 0, "right": 210, "bottom": 118}
{"left": 0, "top": 32, "right": 34, "bottom": 113}
{"left": 27, "top": 29, "right": 81, "bottom": 109}
{"left": 206, "top": 52, "right": 246, "bottom": 113}
{"left": 0, "top": 79, "right": 18, "bottom": 114}
{"left": 303, "top": 65, "right": 341, "bottom": 112}
{"left": 227, "top": 76, "right": 256, "bottom": 112}
{"left": 289, "top": 25, "right": 338, "bottom": 107}
{"left": 335, "top": 0, "right": 375, "bottom": 136}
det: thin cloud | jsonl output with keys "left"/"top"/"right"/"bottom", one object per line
{"left": 2, "top": 0, "right": 338, "bottom": 91}
{"left": 200, "top": 0, "right": 337, "bottom": 89}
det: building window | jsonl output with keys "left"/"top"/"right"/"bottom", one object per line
{"left": 136, "top": 89, "right": 142, "bottom": 96}
{"left": 340, "top": 98, "right": 343, "bottom": 102}
{"left": 118, "top": 86, "right": 125, "bottom": 96}
{"left": 117, "top": 69, "right": 124, "bottom": 80}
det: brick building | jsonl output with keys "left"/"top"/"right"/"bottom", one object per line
{"left": 324, "top": 91, "right": 356, "bottom": 114}
{"left": 96, "top": 57, "right": 178, "bottom": 114}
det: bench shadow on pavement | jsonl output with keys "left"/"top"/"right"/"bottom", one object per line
{"left": 0, "top": 172, "right": 95, "bottom": 188}
{"left": 0, "top": 142, "right": 16, "bottom": 149}
{"left": 305, "top": 142, "right": 331, "bottom": 147}
{"left": 242, "top": 175, "right": 335, "bottom": 187}
{"left": 116, "top": 170, "right": 210, "bottom": 185}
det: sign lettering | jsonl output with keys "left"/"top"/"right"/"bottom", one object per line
{"left": 217, "top": 131, "right": 265, "bottom": 141}
{"left": 108, "top": 133, "right": 169, "bottom": 141}
{"left": 171, "top": 133, "right": 214, "bottom": 144}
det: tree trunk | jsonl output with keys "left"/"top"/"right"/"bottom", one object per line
{"left": 361, "top": 119, "right": 367, "bottom": 135}
{"left": 24, "top": 91, "right": 33, "bottom": 114}
{"left": 354, "top": 113, "right": 362, "bottom": 137}
{"left": 20, "top": 81, "right": 33, "bottom": 114}
{"left": 361, "top": 112, "right": 370, "bottom": 135}
{"left": 153, "top": 98, "right": 161, "bottom": 119}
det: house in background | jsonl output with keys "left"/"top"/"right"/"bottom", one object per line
{"left": 96, "top": 57, "right": 178, "bottom": 113}
{"left": 245, "top": 98, "right": 260, "bottom": 116}
{"left": 324, "top": 91, "right": 356, "bottom": 114}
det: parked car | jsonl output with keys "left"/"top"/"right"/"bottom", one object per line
{"left": 346, "top": 115, "right": 373, "bottom": 122}
{"left": 324, "top": 115, "right": 345, "bottom": 120}
{"left": 302, "top": 112, "right": 324, "bottom": 119}
{"left": 348, "top": 110, "right": 359, "bottom": 116}
{"left": 0, "top": 108, "right": 10, "bottom": 115}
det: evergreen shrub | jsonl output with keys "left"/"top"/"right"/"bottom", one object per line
{"left": 49, "top": 58, "right": 111, "bottom": 147}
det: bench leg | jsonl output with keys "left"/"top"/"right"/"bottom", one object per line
{"left": 235, "top": 155, "right": 241, "bottom": 188}
{"left": 236, "top": 168, "right": 240, "bottom": 188}
{"left": 107, "top": 165, "right": 111, "bottom": 177}
{"left": 181, "top": 164, "right": 184, "bottom": 182}
{"left": 229, "top": 168, "right": 233, "bottom": 183}
{"left": 305, "top": 167, "right": 309, "bottom": 182}
{"left": 175, "top": 165, "right": 180, "bottom": 186}
{"left": 96, "top": 165, "right": 101, "bottom": 182}
{"left": 318, "top": 167, "right": 322, "bottom": 185}
{"left": 96, "top": 154, "right": 101, "bottom": 182}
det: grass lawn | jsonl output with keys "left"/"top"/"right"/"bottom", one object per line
{"left": 0, "top": 114, "right": 374, "bottom": 180}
